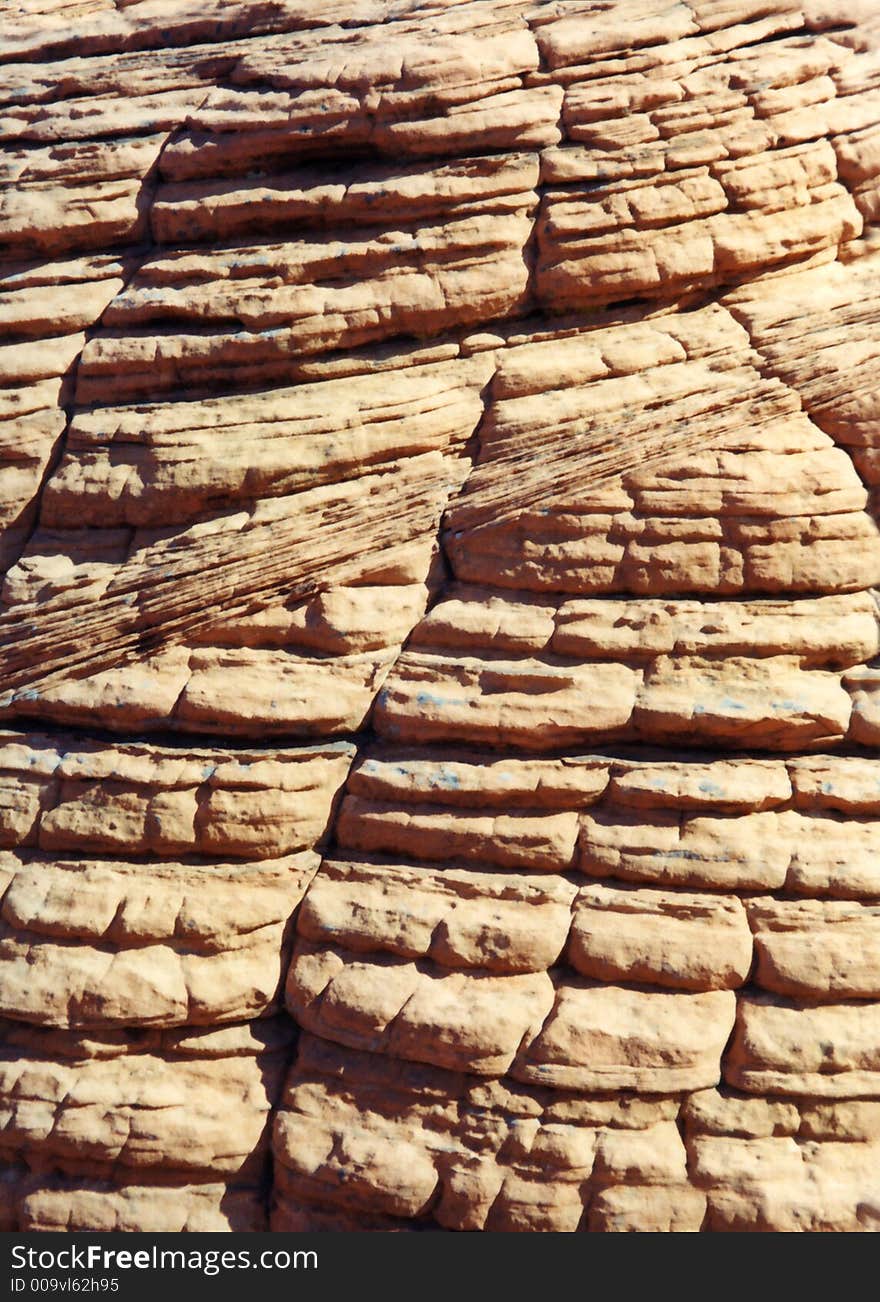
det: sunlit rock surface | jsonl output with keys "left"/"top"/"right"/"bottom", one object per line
{"left": 2, "top": 0, "right": 880, "bottom": 1232}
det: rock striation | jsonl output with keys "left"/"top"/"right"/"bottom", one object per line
{"left": 1, "top": 0, "right": 880, "bottom": 1233}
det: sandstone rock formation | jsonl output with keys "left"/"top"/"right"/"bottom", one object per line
{"left": 2, "top": 0, "right": 880, "bottom": 1233}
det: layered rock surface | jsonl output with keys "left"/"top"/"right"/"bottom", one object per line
{"left": 1, "top": 0, "right": 880, "bottom": 1232}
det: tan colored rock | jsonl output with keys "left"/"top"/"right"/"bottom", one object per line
{"left": 347, "top": 751, "right": 611, "bottom": 809}
{"left": 272, "top": 1033, "right": 688, "bottom": 1231}
{"left": 580, "top": 806, "right": 792, "bottom": 891}
{"left": 553, "top": 592, "right": 879, "bottom": 665}
{"left": 3, "top": 0, "right": 880, "bottom": 1237}
{"left": 537, "top": 161, "right": 860, "bottom": 310}
{"left": 85, "top": 215, "right": 533, "bottom": 401}
{"left": 581, "top": 794, "right": 880, "bottom": 897}
{"left": 0, "top": 731, "right": 354, "bottom": 859}
{"left": 402, "top": 588, "right": 873, "bottom": 749}
{"left": 799, "top": 1099, "right": 880, "bottom": 1142}
{"left": 0, "top": 136, "right": 171, "bottom": 256}
{"left": 337, "top": 796, "right": 580, "bottom": 871}
{"left": 789, "top": 755, "right": 880, "bottom": 812}
{"left": 286, "top": 940, "right": 555, "bottom": 1076}
{"left": 691, "top": 1132, "right": 880, "bottom": 1231}
{"left": 845, "top": 664, "right": 880, "bottom": 746}
{"left": 588, "top": 1184, "right": 707, "bottom": 1233}
{"left": 299, "top": 858, "right": 576, "bottom": 973}
{"left": 516, "top": 983, "right": 737, "bottom": 1093}
{"left": 152, "top": 153, "right": 540, "bottom": 245}
{"left": 725, "top": 251, "right": 880, "bottom": 484}
{"left": 0, "top": 850, "right": 317, "bottom": 1028}
{"left": 609, "top": 758, "right": 792, "bottom": 811}
{"left": 0, "top": 451, "right": 461, "bottom": 714}
{"left": 45, "top": 358, "right": 490, "bottom": 529}
{"left": 374, "top": 651, "right": 642, "bottom": 748}
{"left": 727, "top": 995, "right": 880, "bottom": 1097}
{"left": 17, "top": 1179, "right": 268, "bottom": 1234}
{"left": 0, "top": 1019, "right": 292, "bottom": 1179}
{"left": 633, "top": 654, "right": 853, "bottom": 749}
{"left": 683, "top": 1089, "right": 801, "bottom": 1139}
{"left": 783, "top": 814, "right": 880, "bottom": 898}
{"left": 748, "top": 899, "right": 880, "bottom": 999}
{"left": 160, "top": 14, "right": 558, "bottom": 180}
{"left": 447, "top": 483, "right": 880, "bottom": 600}
{"left": 568, "top": 883, "right": 752, "bottom": 991}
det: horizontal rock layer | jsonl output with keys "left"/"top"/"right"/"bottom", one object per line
{"left": 2, "top": 0, "right": 880, "bottom": 1235}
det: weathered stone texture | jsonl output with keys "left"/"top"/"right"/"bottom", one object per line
{"left": 2, "top": 0, "right": 880, "bottom": 1232}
